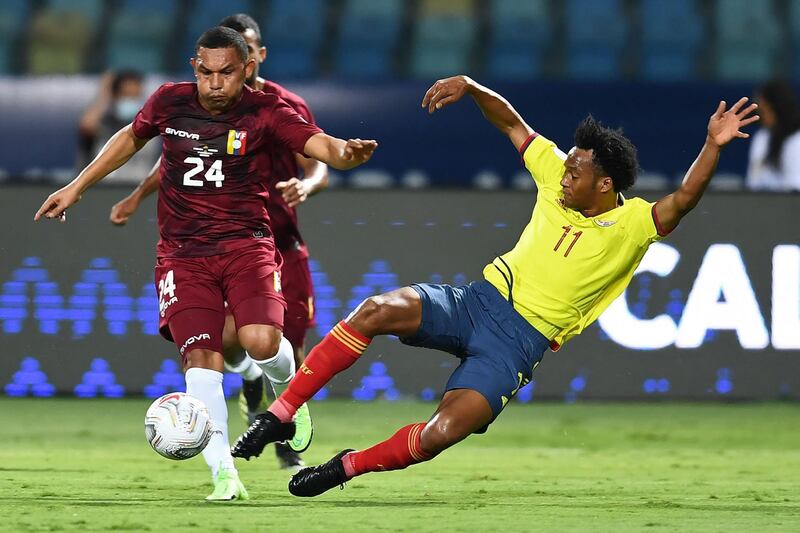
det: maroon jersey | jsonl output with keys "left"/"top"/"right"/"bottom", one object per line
{"left": 131, "top": 82, "right": 322, "bottom": 258}
{"left": 261, "top": 80, "right": 316, "bottom": 255}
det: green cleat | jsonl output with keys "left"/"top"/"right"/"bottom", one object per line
{"left": 206, "top": 468, "right": 250, "bottom": 502}
{"left": 288, "top": 403, "right": 313, "bottom": 453}
{"left": 239, "top": 376, "right": 268, "bottom": 425}
{"left": 275, "top": 442, "right": 305, "bottom": 472}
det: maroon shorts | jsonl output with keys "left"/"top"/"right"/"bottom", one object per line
{"left": 155, "top": 243, "right": 286, "bottom": 362}
{"left": 279, "top": 244, "right": 316, "bottom": 347}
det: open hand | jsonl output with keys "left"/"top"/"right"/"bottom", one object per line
{"left": 34, "top": 185, "right": 81, "bottom": 222}
{"left": 343, "top": 138, "right": 378, "bottom": 165}
{"left": 422, "top": 76, "right": 472, "bottom": 114}
{"left": 707, "top": 97, "right": 759, "bottom": 147}
{"left": 275, "top": 177, "right": 309, "bottom": 208}
{"left": 109, "top": 195, "right": 140, "bottom": 225}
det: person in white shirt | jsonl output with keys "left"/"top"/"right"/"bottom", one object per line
{"left": 746, "top": 80, "right": 800, "bottom": 191}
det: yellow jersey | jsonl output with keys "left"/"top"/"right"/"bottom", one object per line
{"left": 483, "top": 134, "right": 666, "bottom": 349}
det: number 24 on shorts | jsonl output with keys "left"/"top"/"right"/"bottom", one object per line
{"left": 158, "top": 270, "right": 178, "bottom": 317}
{"left": 183, "top": 157, "right": 224, "bottom": 188}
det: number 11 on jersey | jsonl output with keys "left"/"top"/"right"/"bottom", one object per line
{"left": 554, "top": 225, "right": 583, "bottom": 257}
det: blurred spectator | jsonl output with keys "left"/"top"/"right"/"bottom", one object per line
{"left": 76, "top": 70, "right": 160, "bottom": 183}
{"left": 746, "top": 80, "right": 800, "bottom": 191}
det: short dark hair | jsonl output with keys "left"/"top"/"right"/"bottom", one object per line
{"left": 195, "top": 26, "right": 249, "bottom": 63}
{"left": 574, "top": 115, "right": 638, "bottom": 192}
{"left": 111, "top": 70, "right": 143, "bottom": 96}
{"left": 218, "top": 13, "right": 262, "bottom": 45}
{"left": 758, "top": 80, "right": 800, "bottom": 169}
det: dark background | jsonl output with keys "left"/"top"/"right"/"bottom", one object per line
{"left": 1, "top": 186, "right": 797, "bottom": 401}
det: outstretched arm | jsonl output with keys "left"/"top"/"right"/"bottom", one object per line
{"left": 422, "top": 75, "right": 534, "bottom": 151}
{"left": 275, "top": 155, "right": 329, "bottom": 209}
{"left": 35, "top": 124, "right": 148, "bottom": 221}
{"left": 109, "top": 157, "right": 161, "bottom": 225}
{"left": 303, "top": 133, "right": 377, "bottom": 171}
{"left": 654, "top": 98, "right": 759, "bottom": 235}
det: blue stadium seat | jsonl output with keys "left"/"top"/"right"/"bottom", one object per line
{"left": 178, "top": 0, "right": 253, "bottom": 72}
{"left": 411, "top": 0, "right": 477, "bottom": 78}
{"left": 262, "top": 46, "right": 317, "bottom": 79}
{"left": 0, "top": 0, "right": 29, "bottom": 37}
{"left": 486, "top": 0, "right": 552, "bottom": 80}
{"left": 46, "top": 0, "right": 104, "bottom": 23}
{"left": 0, "top": 0, "right": 29, "bottom": 73}
{"left": 106, "top": 0, "right": 176, "bottom": 72}
{"left": 262, "top": 0, "right": 325, "bottom": 79}
{"left": 640, "top": 0, "right": 702, "bottom": 81}
{"left": 336, "top": 0, "right": 403, "bottom": 78}
{"left": 790, "top": 1, "right": 800, "bottom": 78}
{"left": 118, "top": 0, "right": 178, "bottom": 14}
{"left": 564, "top": 0, "right": 628, "bottom": 80}
{"left": 0, "top": 42, "right": 12, "bottom": 74}
{"left": 714, "top": 0, "right": 781, "bottom": 81}
{"left": 107, "top": 43, "right": 166, "bottom": 72}
{"left": 264, "top": 0, "right": 326, "bottom": 48}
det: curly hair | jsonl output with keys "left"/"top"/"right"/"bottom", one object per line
{"left": 574, "top": 115, "right": 639, "bottom": 192}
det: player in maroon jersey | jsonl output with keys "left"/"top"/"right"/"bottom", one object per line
{"left": 108, "top": 14, "right": 325, "bottom": 472}
{"left": 34, "top": 26, "right": 377, "bottom": 501}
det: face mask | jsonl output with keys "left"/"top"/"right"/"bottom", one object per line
{"left": 114, "top": 98, "right": 143, "bottom": 121}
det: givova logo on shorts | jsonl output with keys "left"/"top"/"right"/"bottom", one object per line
{"left": 158, "top": 270, "right": 178, "bottom": 317}
{"left": 180, "top": 333, "right": 211, "bottom": 355}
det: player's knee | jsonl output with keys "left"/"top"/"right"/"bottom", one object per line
{"left": 238, "top": 326, "right": 281, "bottom": 361}
{"left": 351, "top": 295, "right": 394, "bottom": 335}
{"left": 221, "top": 315, "right": 239, "bottom": 352}
{"left": 419, "top": 416, "right": 463, "bottom": 456}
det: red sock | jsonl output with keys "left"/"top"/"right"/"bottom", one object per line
{"left": 269, "top": 321, "right": 370, "bottom": 422}
{"left": 341, "top": 423, "right": 433, "bottom": 478}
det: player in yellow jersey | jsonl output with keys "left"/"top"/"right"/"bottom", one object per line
{"left": 231, "top": 76, "right": 759, "bottom": 497}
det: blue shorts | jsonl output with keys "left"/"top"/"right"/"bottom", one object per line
{"left": 401, "top": 280, "right": 549, "bottom": 422}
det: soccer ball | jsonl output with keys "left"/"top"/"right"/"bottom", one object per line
{"left": 144, "top": 392, "right": 213, "bottom": 460}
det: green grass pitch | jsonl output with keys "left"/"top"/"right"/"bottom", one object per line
{"left": 1, "top": 398, "right": 798, "bottom": 532}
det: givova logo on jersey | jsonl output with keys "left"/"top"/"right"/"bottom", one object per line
{"left": 226, "top": 130, "right": 247, "bottom": 155}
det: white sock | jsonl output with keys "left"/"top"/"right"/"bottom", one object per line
{"left": 185, "top": 367, "right": 236, "bottom": 479}
{"left": 224, "top": 352, "right": 263, "bottom": 382}
{"left": 251, "top": 337, "right": 295, "bottom": 388}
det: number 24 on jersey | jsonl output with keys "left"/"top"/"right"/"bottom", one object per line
{"left": 183, "top": 157, "right": 224, "bottom": 188}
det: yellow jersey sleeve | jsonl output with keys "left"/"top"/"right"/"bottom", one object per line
{"left": 624, "top": 197, "right": 666, "bottom": 246}
{"left": 520, "top": 134, "right": 567, "bottom": 192}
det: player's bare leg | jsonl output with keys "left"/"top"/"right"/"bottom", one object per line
{"left": 220, "top": 315, "right": 269, "bottom": 425}
{"left": 232, "top": 287, "right": 421, "bottom": 459}
{"left": 288, "top": 389, "right": 493, "bottom": 497}
{"left": 224, "top": 319, "right": 312, "bottom": 464}
{"left": 231, "top": 323, "right": 315, "bottom": 454}
{"left": 237, "top": 324, "right": 297, "bottom": 400}
{"left": 183, "top": 348, "right": 248, "bottom": 501}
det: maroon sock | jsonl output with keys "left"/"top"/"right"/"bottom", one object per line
{"left": 342, "top": 423, "right": 433, "bottom": 478}
{"left": 269, "top": 321, "right": 370, "bottom": 422}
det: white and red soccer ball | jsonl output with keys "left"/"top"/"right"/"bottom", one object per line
{"left": 144, "top": 392, "right": 213, "bottom": 460}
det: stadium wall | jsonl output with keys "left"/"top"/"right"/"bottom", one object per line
{"left": 0, "top": 77, "right": 756, "bottom": 187}
{"left": 1, "top": 187, "right": 797, "bottom": 401}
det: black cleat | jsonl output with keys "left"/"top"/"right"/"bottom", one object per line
{"left": 239, "top": 375, "right": 267, "bottom": 425}
{"left": 275, "top": 442, "right": 305, "bottom": 472}
{"left": 288, "top": 449, "right": 355, "bottom": 497}
{"left": 231, "top": 412, "right": 296, "bottom": 460}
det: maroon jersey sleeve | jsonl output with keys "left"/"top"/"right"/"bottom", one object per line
{"left": 261, "top": 96, "right": 323, "bottom": 156}
{"left": 293, "top": 99, "right": 316, "bottom": 126}
{"left": 131, "top": 83, "right": 174, "bottom": 139}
